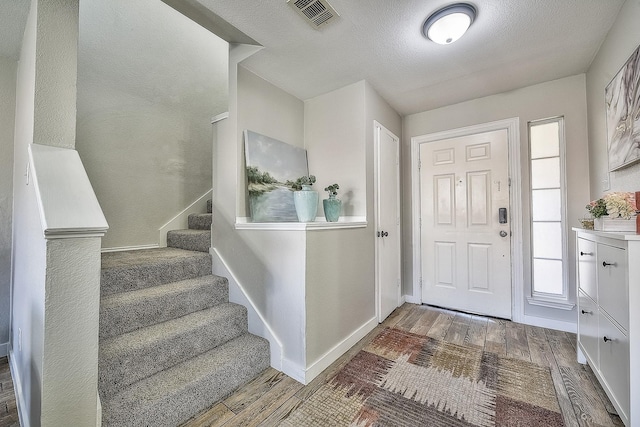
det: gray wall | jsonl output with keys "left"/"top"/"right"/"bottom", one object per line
{"left": 403, "top": 75, "right": 590, "bottom": 324}
{"left": 586, "top": 0, "right": 640, "bottom": 197}
{"left": 76, "top": 0, "right": 228, "bottom": 249}
{"left": 0, "top": 57, "right": 17, "bottom": 356}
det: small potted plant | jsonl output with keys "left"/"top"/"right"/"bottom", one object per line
{"left": 585, "top": 192, "right": 637, "bottom": 231}
{"left": 288, "top": 175, "right": 318, "bottom": 222}
{"left": 323, "top": 183, "right": 341, "bottom": 222}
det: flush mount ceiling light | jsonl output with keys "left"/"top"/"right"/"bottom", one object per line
{"left": 423, "top": 3, "right": 476, "bottom": 45}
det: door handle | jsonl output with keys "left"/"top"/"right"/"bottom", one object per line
{"left": 602, "top": 261, "right": 617, "bottom": 267}
{"left": 377, "top": 231, "right": 388, "bottom": 237}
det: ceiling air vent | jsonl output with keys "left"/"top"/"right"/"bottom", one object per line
{"left": 287, "top": 0, "right": 340, "bottom": 29}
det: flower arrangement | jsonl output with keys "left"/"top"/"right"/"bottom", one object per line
{"left": 586, "top": 192, "right": 637, "bottom": 219}
{"left": 324, "top": 183, "right": 339, "bottom": 197}
{"left": 287, "top": 175, "right": 316, "bottom": 191}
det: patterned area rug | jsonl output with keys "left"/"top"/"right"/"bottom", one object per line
{"left": 282, "top": 327, "right": 565, "bottom": 426}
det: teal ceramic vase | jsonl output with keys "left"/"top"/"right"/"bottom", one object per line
{"left": 323, "top": 194, "right": 341, "bottom": 222}
{"left": 293, "top": 185, "right": 318, "bottom": 222}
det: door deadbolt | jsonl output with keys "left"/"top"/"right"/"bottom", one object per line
{"left": 499, "top": 230, "right": 508, "bottom": 237}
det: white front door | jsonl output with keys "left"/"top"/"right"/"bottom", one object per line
{"left": 420, "top": 129, "right": 512, "bottom": 319}
{"left": 375, "top": 123, "right": 401, "bottom": 322}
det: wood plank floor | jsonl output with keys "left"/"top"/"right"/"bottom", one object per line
{"left": 181, "top": 303, "right": 624, "bottom": 427}
{"left": 0, "top": 357, "right": 19, "bottom": 427}
{"left": 0, "top": 304, "right": 623, "bottom": 427}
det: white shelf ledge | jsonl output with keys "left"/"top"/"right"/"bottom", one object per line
{"left": 235, "top": 216, "right": 367, "bottom": 231}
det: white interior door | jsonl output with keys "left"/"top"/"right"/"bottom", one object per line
{"left": 420, "top": 129, "right": 512, "bottom": 319}
{"left": 375, "top": 123, "right": 401, "bottom": 323}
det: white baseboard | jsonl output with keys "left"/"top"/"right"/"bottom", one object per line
{"left": 9, "top": 351, "right": 29, "bottom": 427}
{"left": 281, "top": 358, "right": 306, "bottom": 384}
{"left": 101, "top": 244, "right": 159, "bottom": 253}
{"left": 522, "top": 314, "right": 577, "bottom": 333}
{"left": 303, "top": 316, "right": 378, "bottom": 384}
{"left": 0, "top": 342, "right": 7, "bottom": 357}
{"left": 159, "top": 190, "right": 212, "bottom": 247}
{"left": 403, "top": 294, "right": 421, "bottom": 304}
{"left": 210, "top": 247, "right": 283, "bottom": 371}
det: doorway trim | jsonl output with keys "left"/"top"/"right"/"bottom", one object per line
{"left": 374, "top": 121, "right": 401, "bottom": 322}
{"left": 410, "top": 118, "right": 524, "bottom": 323}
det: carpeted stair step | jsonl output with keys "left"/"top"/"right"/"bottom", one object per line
{"left": 188, "top": 212, "right": 212, "bottom": 230}
{"left": 101, "top": 332, "right": 270, "bottom": 427}
{"left": 167, "top": 229, "right": 211, "bottom": 252}
{"left": 101, "top": 248, "right": 212, "bottom": 296}
{"left": 99, "top": 303, "right": 248, "bottom": 400}
{"left": 99, "top": 275, "right": 229, "bottom": 339}
{"left": 207, "top": 198, "right": 212, "bottom": 214}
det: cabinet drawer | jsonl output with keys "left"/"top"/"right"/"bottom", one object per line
{"left": 577, "top": 238, "right": 597, "bottom": 300}
{"left": 577, "top": 290, "right": 598, "bottom": 368}
{"left": 597, "top": 243, "right": 628, "bottom": 330}
{"left": 599, "top": 312, "right": 629, "bottom": 421}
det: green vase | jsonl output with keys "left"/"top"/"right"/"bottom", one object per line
{"left": 293, "top": 184, "right": 318, "bottom": 222}
{"left": 323, "top": 195, "right": 341, "bottom": 222}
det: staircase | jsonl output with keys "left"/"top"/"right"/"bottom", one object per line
{"left": 98, "top": 201, "right": 270, "bottom": 426}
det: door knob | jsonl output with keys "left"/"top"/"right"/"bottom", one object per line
{"left": 499, "top": 230, "right": 508, "bottom": 237}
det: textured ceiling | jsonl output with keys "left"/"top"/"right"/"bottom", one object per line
{"left": 1, "top": 1, "right": 625, "bottom": 116}
{"left": 196, "top": 0, "right": 625, "bottom": 115}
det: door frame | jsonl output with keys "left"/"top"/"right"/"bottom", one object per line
{"left": 410, "top": 118, "right": 525, "bottom": 323}
{"left": 374, "top": 121, "right": 401, "bottom": 322}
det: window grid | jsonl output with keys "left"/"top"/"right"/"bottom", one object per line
{"left": 528, "top": 118, "right": 568, "bottom": 301}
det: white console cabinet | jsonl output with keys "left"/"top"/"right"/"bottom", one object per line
{"left": 574, "top": 229, "right": 640, "bottom": 426}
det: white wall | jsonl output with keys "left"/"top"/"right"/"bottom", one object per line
{"left": 403, "top": 75, "right": 590, "bottom": 325}
{"left": 11, "top": 4, "right": 40, "bottom": 422}
{"left": 76, "top": 0, "right": 229, "bottom": 249}
{"left": 304, "top": 81, "right": 371, "bottom": 366}
{"left": 215, "top": 61, "right": 402, "bottom": 381}
{"left": 12, "top": 1, "right": 103, "bottom": 425}
{"left": 305, "top": 81, "right": 366, "bottom": 217}
{"left": 304, "top": 81, "right": 402, "bottom": 365}
{"left": 586, "top": 0, "right": 640, "bottom": 197}
{"left": 0, "top": 56, "right": 17, "bottom": 356}
{"left": 236, "top": 65, "right": 305, "bottom": 216}
{"left": 214, "top": 57, "right": 309, "bottom": 376}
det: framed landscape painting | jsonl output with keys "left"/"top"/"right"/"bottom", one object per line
{"left": 605, "top": 44, "right": 640, "bottom": 171}
{"left": 244, "top": 130, "right": 309, "bottom": 222}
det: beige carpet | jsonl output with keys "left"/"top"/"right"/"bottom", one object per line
{"left": 281, "top": 327, "right": 564, "bottom": 426}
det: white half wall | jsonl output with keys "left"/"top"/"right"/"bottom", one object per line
{"left": 0, "top": 56, "right": 17, "bottom": 356}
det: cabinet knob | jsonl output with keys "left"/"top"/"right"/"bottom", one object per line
{"left": 602, "top": 261, "right": 617, "bottom": 267}
{"left": 603, "top": 336, "right": 612, "bottom": 343}
{"left": 580, "top": 309, "right": 592, "bottom": 315}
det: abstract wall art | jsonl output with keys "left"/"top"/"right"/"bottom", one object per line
{"left": 605, "top": 44, "right": 640, "bottom": 171}
{"left": 244, "top": 130, "right": 309, "bottom": 222}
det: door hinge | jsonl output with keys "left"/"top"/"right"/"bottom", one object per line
{"left": 508, "top": 177, "right": 512, "bottom": 187}
{"left": 397, "top": 278, "right": 401, "bottom": 288}
{"left": 418, "top": 160, "right": 422, "bottom": 170}
{"left": 419, "top": 276, "right": 423, "bottom": 286}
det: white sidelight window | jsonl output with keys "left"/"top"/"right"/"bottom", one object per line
{"left": 528, "top": 117, "right": 570, "bottom": 306}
